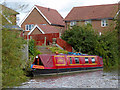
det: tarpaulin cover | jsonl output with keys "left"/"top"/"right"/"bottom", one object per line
{"left": 38, "top": 54, "right": 55, "bottom": 67}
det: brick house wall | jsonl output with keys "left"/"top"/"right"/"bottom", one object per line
{"left": 21, "top": 8, "right": 49, "bottom": 30}
{"left": 65, "top": 19, "right": 115, "bottom": 33}
{"left": 30, "top": 27, "right": 42, "bottom": 35}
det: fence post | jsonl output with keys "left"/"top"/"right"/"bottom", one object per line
{"left": 44, "top": 37, "right": 46, "bottom": 46}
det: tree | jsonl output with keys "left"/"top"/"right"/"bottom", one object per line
{"left": 61, "top": 24, "right": 97, "bottom": 54}
{"left": 61, "top": 23, "right": 118, "bottom": 71}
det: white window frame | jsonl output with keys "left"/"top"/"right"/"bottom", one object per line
{"left": 25, "top": 24, "right": 34, "bottom": 31}
{"left": 91, "top": 57, "right": 95, "bottom": 63}
{"left": 85, "top": 20, "right": 91, "bottom": 25}
{"left": 70, "top": 21, "right": 76, "bottom": 26}
{"left": 85, "top": 57, "right": 89, "bottom": 63}
{"left": 101, "top": 19, "right": 108, "bottom": 27}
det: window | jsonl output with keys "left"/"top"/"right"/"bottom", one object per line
{"left": 70, "top": 57, "right": 72, "bottom": 64}
{"left": 85, "top": 57, "right": 89, "bottom": 63}
{"left": 91, "top": 57, "right": 95, "bottom": 63}
{"left": 25, "top": 24, "right": 34, "bottom": 31}
{"left": 85, "top": 20, "right": 91, "bottom": 25}
{"left": 101, "top": 19, "right": 108, "bottom": 27}
{"left": 70, "top": 21, "right": 76, "bottom": 26}
{"left": 75, "top": 57, "right": 79, "bottom": 64}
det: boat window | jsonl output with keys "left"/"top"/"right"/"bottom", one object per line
{"left": 85, "top": 57, "right": 89, "bottom": 63}
{"left": 91, "top": 57, "right": 95, "bottom": 63}
{"left": 70, "top": 57, "right": 72, "bottom": 64}
{"left": 75, "top": 57, "right": 79, "bottom": 64}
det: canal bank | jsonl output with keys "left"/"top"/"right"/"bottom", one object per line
{"left": 16, "top": 70, "right": 118, "bottom": 88}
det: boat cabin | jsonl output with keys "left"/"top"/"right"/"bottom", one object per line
{"left": 31, "top": 54, "right": 103, "bottom": 70}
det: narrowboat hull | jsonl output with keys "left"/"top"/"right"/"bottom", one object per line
{"left": 32, "top": 66, "right": 103, "bottom": 76}
{"left": 31, "top": 54, "right": 103, "bottom": 76}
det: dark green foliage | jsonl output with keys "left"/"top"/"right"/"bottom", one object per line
{"left": 96, "top": 29, "right": 118, "bottom": 70}
{"left": 28, "top": 39, "right": 42, "bottom": 56}
{"left": 2, "top": 28, "right": 28, "bottom": 88}
{"left": 61, "top": 25, "right": 97, "bottom": 54}
{"left": 28, "top": 39, "right": 36, "bottom": 56}
{"left": 61, "top": 24, "right": 118, "bottom": 71}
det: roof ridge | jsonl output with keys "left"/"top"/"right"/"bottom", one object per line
{"left": 35, "top": 5, "right": 57, "bottom": 11}
{"left": 74, "top": 3, "right": 118, "bottom": 8}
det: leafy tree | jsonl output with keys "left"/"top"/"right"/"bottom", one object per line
{"left": 61, "top": 24, "right": 118, "bottom": 71}
{"left": 95, "top": 29, "right": 118, "bottom": 69}
{"left": 61, "top": 24, "right": 97, "bottom": 54}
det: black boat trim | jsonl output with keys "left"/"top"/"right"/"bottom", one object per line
{"left": 32, "top": 67, "right": 103, "bottom": 76}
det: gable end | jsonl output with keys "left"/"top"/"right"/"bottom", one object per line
{"left": 19, "top": 5, "right": 51, "bottom": 26}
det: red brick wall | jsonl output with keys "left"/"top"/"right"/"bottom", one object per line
{"left": 31, "top": 28, "right": 42, "bottom": 35}
{"left": 65, "top": 19, "right": 115, "bottom": 33}
{"left": 21, "top": 8, "right": 49, "bottom": 30}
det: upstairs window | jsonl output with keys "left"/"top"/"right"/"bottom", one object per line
{"left": 85, "top": 57, "right": 89, "bottom": 63}
{"left": 75, "top": 57, "right": 79, "bottom": 64}
{"left": 25, "top": 24, "right": 34, "bottom": 31}
{"left": 101, "top": 19, "right": 108, "bottom": 27}
{"left": 70, "top": 21, "right": 76, "bottom": 26}
{"left": 85, "top": 20, "right": 91, "bottom": 25}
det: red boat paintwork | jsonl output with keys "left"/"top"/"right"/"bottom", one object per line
{"left": 31, "top": 54, "right": 103, "bottom": 70}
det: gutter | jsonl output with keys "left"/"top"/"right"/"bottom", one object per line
{"left": 64, "top": 17, "right": 114, "bottom": 22}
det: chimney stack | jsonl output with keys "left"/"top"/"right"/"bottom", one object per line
{"left": 48, "top": 8, "right": 50, "bottom": 11}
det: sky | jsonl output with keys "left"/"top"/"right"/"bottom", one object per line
{"left": 0, "top": 0, "right": 119, "bottom": 25}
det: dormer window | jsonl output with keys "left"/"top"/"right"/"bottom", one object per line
{"left": 85, "top": 20, "right": 91, "bottom": 25}
{"left": 101, "top": 19, "right": 108, "bottom": 27}
{"left": 70, "top": 21, "right": 76, "bottom": 26}
{"left": 25, "top": 24, "right": 34, "bottom": 31}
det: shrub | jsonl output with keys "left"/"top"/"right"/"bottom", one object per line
{"left": 2, "top": 28, "right": 28, "bottom": 88}
{"left": 61, "top": 24, "right": 118, "bottom": 71}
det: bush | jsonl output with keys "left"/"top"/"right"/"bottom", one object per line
{"left": 61, "top": 24, "right": 118, "bottom": 71}
{"left": 28, "top": 39, "right": 42, "bottom": 57}
{"left": 2, "top": 29, "right": 28, "bottom": 88}
{"left": 61, "top": 24, "right": 97, "bottom": 54}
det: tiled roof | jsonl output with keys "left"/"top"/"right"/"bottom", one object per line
{"left": 37, "top": 25, "right": 59, "bottom": 34}
{"left": 35, "top": 5, "right": 65, "bottom": 26}
{"left": 64, "top": 4, "right": 118, "bottom": 21}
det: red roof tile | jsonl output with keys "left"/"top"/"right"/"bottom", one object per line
{"left": 35, "top": 5, "right": 65, "bottom": 26}
{"left": 65, "top": 4, "right": 118, "bottom": 21}
{"left": 37, "top": 25, "right": 59, "bottom": 34}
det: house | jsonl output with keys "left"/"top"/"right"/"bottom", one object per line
{"left": 64, "top": 3, "right": 119, "bottom": 34}
{"left": 0, "top": 4, "right": 19, "bottom": 25}
{"left": 20, "top": 5, "right": 65, "bottom": 36}
{"left": 0, "top": 4, "right": 23, "bottom": 32}
{"left": 19, "top": 5, "right": 73, "bottom": 52}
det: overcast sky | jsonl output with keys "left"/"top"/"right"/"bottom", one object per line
{"left": 0, "top": 0, "right": 119, "bottom": 25}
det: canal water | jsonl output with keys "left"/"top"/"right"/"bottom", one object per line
{"left": 17, "top": 70, "right": 118, "bottom": 88}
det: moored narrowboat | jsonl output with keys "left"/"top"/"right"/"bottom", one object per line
{"left": 31, "top": 53, "right": 103, "bottom": 75}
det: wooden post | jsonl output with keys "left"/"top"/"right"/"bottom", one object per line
{"left": 44, "top": 37, "right": 46, "bottom": 46}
